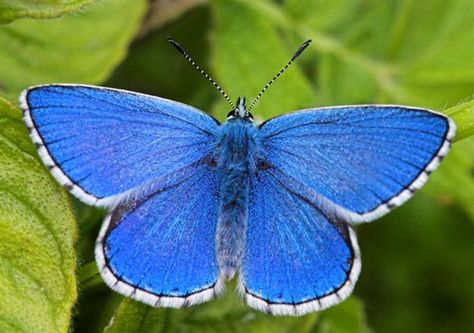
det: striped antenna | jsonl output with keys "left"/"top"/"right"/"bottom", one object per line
{"left": 248, "top": 39, "right": 312, "bottom": 112}
{"left": 167, "top": 37, "right": 234, "bottom": 109}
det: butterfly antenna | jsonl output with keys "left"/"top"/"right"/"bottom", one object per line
{"left": 248, "top": 39, "right": 312, "bottom": 112}
{"left": 167, "top": 37, "right": 235, "bottom": 109}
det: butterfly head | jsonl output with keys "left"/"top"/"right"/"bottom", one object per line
{"left": 227, "top": 97, "right": 254, "bottom": 121}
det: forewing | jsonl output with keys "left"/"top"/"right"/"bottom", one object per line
{"left": 259, "top": 106, "right": 456, "bottom": 222}
{"left": 95, "top": 161, "right": 222, "bottom": 307}
{"left": 240, "top": 168, "right": 360, "bottom": 316}
{"left": 20, "top": 84, "right": 219, "bottom": 206}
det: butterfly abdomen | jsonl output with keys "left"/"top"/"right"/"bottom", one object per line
{"left": 216, "top": 119, "right": 258, "bottom": 280}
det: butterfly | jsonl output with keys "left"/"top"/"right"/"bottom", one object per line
{"left": 20, "top": 38, "right": 455, "bottom": 316}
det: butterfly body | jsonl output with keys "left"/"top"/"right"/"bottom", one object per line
{"left": 215, "top": 114, "right": 256, "bottom": 279}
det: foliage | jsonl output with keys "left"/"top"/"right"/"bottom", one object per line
{"left": 103, "top": 288, "right": 370, "bottom": 333}
{"left": 0, "top": 0, "right": 473, "bottom": 332}
{"left": 0, "top": 97, "right": 77, "bottom": 333}
{"left": 0, "top": 0, "right": 146, "bottom": 101}
{"left": 0, "top": 0, "right": 98, "bottom": 24}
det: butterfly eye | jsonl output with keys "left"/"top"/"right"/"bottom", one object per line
{"left": 227, "top": 111, "right": 236, "bottom": 118}
{"left": 257, "top": 160, "right": 271, "bottom": 170}
{"left": 202, "top": 155, "right": 217, "bottom": 167}
{"left": 246, "top": 112, "right": 254, "bottom": 120}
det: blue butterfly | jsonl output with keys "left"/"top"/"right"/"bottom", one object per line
{"left": 20, "top": 38, "right": 455, "bottom": 316}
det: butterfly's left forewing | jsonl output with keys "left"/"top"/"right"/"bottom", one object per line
{"left": 21, "top": 84, "right": 219, "bottom": 206}
{"left": 96, "top": 160, "right": 223, "bottom": 307}
{"left": 240, "top": 168, "right": 360, "bottom": 316}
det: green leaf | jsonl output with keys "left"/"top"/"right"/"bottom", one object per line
{"left": 316, "top": 298, "right": 373, "bottom": 333}
{"left": 0, "top": 0, "right": 147, "bottom": 102}
{"left": 106, "top": 5, "right": 215, "bottom": 112}
{"left": 210, "top": 0, "right": 315, "bottom": 121}
{"left": 0, "top": 96, "right": 77, "bottom": 332}
{"left": 242, "top": 0, "right": 474, "bottom": 109}
{"left": 425, "top": 138, "right": 474, "bottom": 220}
{"left": 446, "top": 99, "right": 474, "bottom": 142}
{"left": 0, "top": 0, "right": 98, "bottom": 24}
{"left": 104, "top": 288, "right": 372, "bottom": 333}
{"left": 104, "top": 294, "right": 318, "bottom": 333}
{"left": 283, "top": 0, "right": 358, "bottom": 33}
{"left": 420, "top": 101, "right": 474, "bottom": 220}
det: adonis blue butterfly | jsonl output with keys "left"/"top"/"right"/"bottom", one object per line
{"left": 20, "top": 38, "right": 455, "bottom": 316}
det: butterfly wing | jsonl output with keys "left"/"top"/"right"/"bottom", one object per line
{"left": 96, "top": 160, "right": 222, "bottom": 307}
{"left": 258, "top": 106, "right": 456, "bottom": 222}
{"left": 20, "top": 84, "right": 219, "bottom": 206}
{"left": 240, "top": 168, "right": 360, "bottom": 315}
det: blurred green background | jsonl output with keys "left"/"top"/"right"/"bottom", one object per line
{"left": 0, "top": 1, "right": 473, "bottom": 333}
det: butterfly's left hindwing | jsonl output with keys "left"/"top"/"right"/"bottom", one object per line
{"left": 240, "top": 168, "right": 360, "bottom": 316}
{"left": 21, "top": 84, "right": 219, "bottom": 206}
{"left": 96, "top": 161, "right": 223, "bottom": 307}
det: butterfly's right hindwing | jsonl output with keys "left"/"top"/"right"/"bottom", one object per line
{"left": 241, "top": 168, "right": 360, "bottom": 316}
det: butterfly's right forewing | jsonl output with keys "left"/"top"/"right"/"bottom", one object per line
{"left": 258, "top": 106, "right": 455, "bottom": 222}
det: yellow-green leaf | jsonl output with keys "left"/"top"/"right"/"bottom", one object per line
{"left": 0, "top": 96, "right": 77, "bottom": 332}
{"left": 423, "top": 101, "right": 474, "bottom": 220}
{"left": 447, "top": 99, "right": 474, "bottom": 142}
{"left": 0, "top": 0, "right": 98, "bottom": 24}
{"left": 0, "top": 0, "right": 147, "bottom": 102}
{"left": 425, "top": 138, "right": 474, "bottom": 220}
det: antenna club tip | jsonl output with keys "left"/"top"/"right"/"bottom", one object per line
{"left": 292, "top": 39, "right": 312, "bottom": 60}
{"left": 166, "top": 36, "right": 185, "bottom": 54}
{"left": 166, "top": 36, "right": 178, "bottom": 44}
